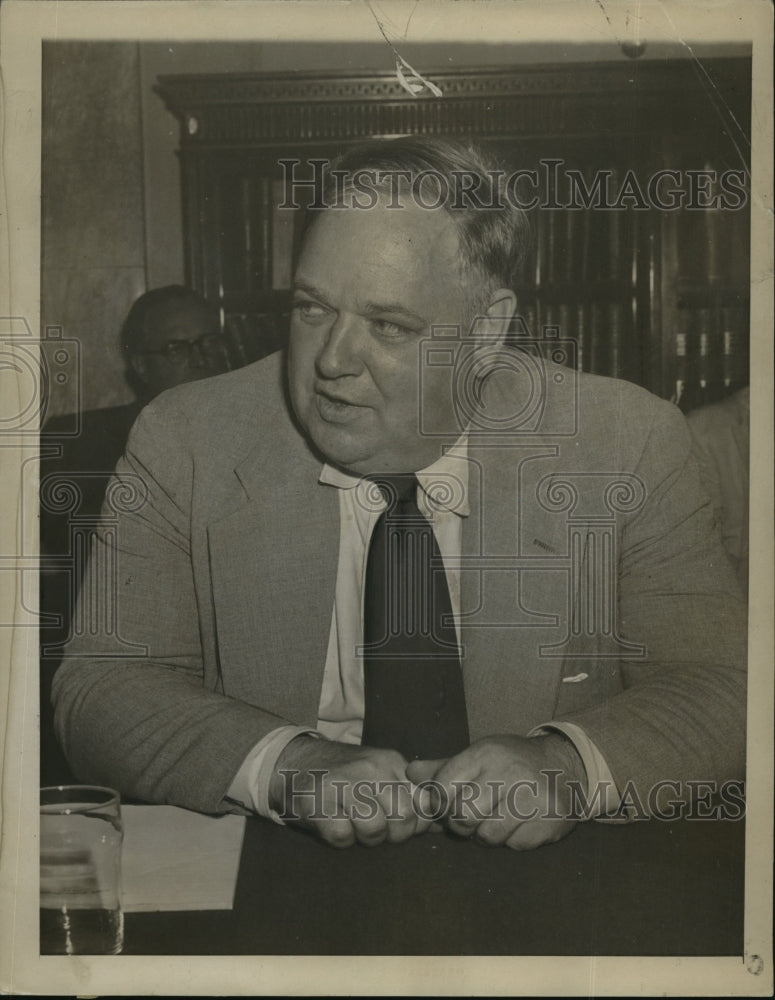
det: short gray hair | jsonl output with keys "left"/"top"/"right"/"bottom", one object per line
{"left": 303, "top": 136, "right": 531, "bottom": 308}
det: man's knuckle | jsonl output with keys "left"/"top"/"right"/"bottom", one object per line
{"left": 322, "top": 824, "right": 354, "bottom": 849}
{"left": 378, "top": 749, "right": 406, "bottom": 771}
{"left": 448, "top": 818, "right": 476, "bottom": 839}
{"left": 385, "top": 815, "right": 416, "bottom": 842}
{"left": 357, "top": 829, "right": 387, "bottom": 847}
{"left": 475, "top": 823, "right": 504, "bottom": 846}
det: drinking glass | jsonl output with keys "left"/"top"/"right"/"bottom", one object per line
{"left": 40, "top": 785, "right": 124, "bottom": 955}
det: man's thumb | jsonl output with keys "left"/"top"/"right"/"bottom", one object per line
{"left": 406, "top": 758, "right": 443, "bottom": 783}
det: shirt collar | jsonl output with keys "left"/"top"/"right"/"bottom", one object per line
{"left": 319, "top": 433, "right": 470, "bottom": 517}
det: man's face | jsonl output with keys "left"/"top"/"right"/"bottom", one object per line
{"left": 287, "top": 198, "right": 473, "bottom": 475}
{"left": 132, "top": 301, "right": 228, "bottom": 400}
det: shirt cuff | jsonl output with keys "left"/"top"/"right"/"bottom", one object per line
{"left": 227, "top": 725, "right": 320, "bottom": 824}
{"left": 528, "top": 721, "right": 622, "bottom": 819}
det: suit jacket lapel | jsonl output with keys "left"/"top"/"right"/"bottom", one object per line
{"left": 207, "top": 414, "right": 339, "bottom": 726}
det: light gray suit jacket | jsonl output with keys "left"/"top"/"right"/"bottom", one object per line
{"left": 53, "top": 351, "right": 747, "bottom": 813}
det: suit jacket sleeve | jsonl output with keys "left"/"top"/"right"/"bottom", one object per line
{"left": 558, "top": 398, "right": 747, "bottom": 803}
{"left": 51, "top": 399, "right": 295, "bottom": 814}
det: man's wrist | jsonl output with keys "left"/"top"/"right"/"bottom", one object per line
{"left": 537, "top": 731, "right": 587, "bottom": 790}
{"left": 268, "top": 733, "right": 321, "bottom": 812}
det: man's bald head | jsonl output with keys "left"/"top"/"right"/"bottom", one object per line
{"left": 122, "top": 286, "right": 226, "bottom": 400}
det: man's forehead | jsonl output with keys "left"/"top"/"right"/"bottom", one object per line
{"left": 297, "top": 199, "right": 463, "bottom": 296}
{"left": 336, "top": 193, "right": 453, "bottom": 236}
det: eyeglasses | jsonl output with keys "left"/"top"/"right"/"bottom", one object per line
{"left": 140, "top": 332, "right": 228, "bottom": 366}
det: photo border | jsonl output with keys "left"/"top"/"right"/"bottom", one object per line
{"left": 1, "top": 1, "right": 772, "bottom": 995}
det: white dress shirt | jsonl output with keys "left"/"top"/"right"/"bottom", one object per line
{"left": 228, "top": 439, "right": 620, "bottom": 820}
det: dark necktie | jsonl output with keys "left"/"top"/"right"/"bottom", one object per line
{"left": 361, "top": 474, "right": 470, "bottom": 760}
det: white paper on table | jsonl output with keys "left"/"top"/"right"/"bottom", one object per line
{"left": 120, "top": 805, "right": 246, "bottom": 912}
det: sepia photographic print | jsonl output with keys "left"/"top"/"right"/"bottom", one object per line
{"left": 0, "top": 1, "right": 772, "bottom": 995}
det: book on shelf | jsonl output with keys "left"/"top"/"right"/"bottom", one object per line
{"left": 258, "top": 177, "right": 273, "bottom": 290}
{"left": 674, "top": 302, "right": 748, "bottom": 413}
{"left": 223, "top": 313, "right": 253, "bottom": 369}
{"left": 574, "top": 302, "right": 587, "bottom": 372}
{"left": 675, "top": 309, "right": 715, "bottom": 412}
{"left": 535, "top": 207, "right": 555, "bottom": 287}
{"left": 720, "top": 304, "right": 750, "bottom": 394}
{"left": 674, "top": 330, "right": 688, "bottom": 408}
{"left": 597, "top": 299, "right": 638, "bottom": 382}
{"left": 606, "top": 206, "right": 624, "bottom": 283}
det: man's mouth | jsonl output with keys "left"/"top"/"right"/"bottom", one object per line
{"left": 314, "top": 386, "right": 367, "bottom": 423}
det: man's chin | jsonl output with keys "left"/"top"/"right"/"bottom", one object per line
{"left": 300, "top": 408, "right": 439, "bottom": 475}
{"left": 305, "top": 419, "right": 373, "bottom": 473}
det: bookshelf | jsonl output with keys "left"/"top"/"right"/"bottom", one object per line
{"left": 661, "top": 193, "right": 750, "bottom": 411}
{"left": 155, "top": 59, "right": 751, "bottom": 405}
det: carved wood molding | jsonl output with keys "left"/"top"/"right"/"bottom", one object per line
{"left": 155, "top": 59, "right": 749, "bottom": 149}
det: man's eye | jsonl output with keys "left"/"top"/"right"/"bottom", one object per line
{"left": 372, "top": 318, "right": 410, "bottom": 338}
{"left": 293, "top": 299, "right": 330, "bottom": 322}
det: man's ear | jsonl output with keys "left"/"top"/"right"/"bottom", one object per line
{"left": 472, "top": 288, "right": 517, "bottom": 350}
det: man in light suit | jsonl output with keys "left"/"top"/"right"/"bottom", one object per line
{"left": 52, "top": 138, "right": 747, "bottom": 852}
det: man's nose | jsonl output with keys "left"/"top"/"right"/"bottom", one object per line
{"left": 187, "top": 339, "right": 208, "bottom": 370}
{"left": 316, "top": 313, "right": 364, "bottom": 379}
{"left": 190, "top": 337, "right": 227, "bottom": 373}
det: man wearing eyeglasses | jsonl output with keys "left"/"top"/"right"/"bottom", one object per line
{"left": 40, "top": 285, "right": 229, "bottom": 555}
{"left": 122, "top": 285, "right": 229, "bottom": 403}
{"left": 52, "top": 138, "right": 747, "bottom": 852}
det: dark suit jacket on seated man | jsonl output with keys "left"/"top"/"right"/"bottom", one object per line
{"left": 52, "top": 138, "right": 747, "bottom": 852}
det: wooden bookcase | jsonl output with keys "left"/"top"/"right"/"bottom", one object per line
{"left": 155, "top": 58, "right": 751, "bottom": 405}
